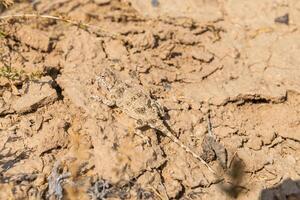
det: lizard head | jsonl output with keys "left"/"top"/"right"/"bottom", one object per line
{"left": 96, "top": 68, "right": 117, "bottom": 91}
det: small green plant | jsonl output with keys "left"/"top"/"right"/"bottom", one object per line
{"left": 0, "top": 65, "right": 43, "bottom": 82}
{"left": 0, "top": 29, "right": 6, "bottom": 38}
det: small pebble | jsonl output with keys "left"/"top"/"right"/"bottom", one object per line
{"left": 274, "top": 13, "right": 289, "bottom": 25}
{"left": 151, "top": 0, "right": 159, "bottom": 7}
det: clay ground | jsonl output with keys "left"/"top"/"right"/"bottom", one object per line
{"left": 0, "top": 0, "right": 300, "bottom": 199}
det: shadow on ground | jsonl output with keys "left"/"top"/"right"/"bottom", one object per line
{"left": 260, "top": 178, "right": 300, "bottom": 200}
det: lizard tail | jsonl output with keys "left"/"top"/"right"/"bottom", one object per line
{"left": 157, "top": 124, "right": 217, "bottom": 175}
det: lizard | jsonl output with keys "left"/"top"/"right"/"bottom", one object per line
{"left": 93, "top": 67, "right": 216, "bottom": 174}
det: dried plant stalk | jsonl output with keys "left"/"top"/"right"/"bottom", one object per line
{"left": 0, "top": 0, "right": 14, "bottom": 8}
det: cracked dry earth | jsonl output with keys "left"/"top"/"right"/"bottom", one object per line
{"left": 1, "top": 0, "right": 300, "bottom": 199}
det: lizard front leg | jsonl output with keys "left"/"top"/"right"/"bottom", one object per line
{"left": 150, "top": 99, "right": 166, "bottom": 119}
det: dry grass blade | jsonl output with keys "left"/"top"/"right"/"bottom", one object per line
{"left": 0, "top": 13, "right": 118, "bottom": 37}
{"left": 0, "top": 13, "right": 87, "bottom": 27}
{"left": 0, "top": 0, "right": 14, "bottom": 8}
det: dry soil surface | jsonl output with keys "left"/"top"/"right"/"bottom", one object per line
{"left": 0, "top": 0, "right": 300, "bottom": 199}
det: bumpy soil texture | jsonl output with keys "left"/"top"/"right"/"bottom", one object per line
{"left": 1, "top": 0, "right": 300, "bottom": 199}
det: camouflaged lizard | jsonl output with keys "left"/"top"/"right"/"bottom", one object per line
{"left": 94, "top": 68, "right": 216, "bottom": 174}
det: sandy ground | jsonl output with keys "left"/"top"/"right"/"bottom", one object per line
{"left": 0, "top": 0, "right": 300, "bottom": 199}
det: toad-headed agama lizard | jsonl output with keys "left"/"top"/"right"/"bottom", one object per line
{"left": 94, "top": 68, "right": 216, "bottom": 174}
